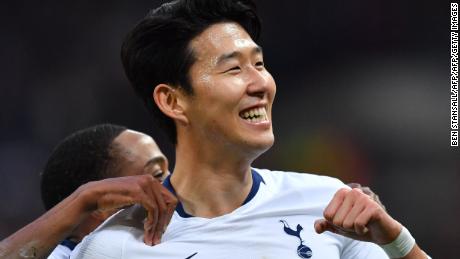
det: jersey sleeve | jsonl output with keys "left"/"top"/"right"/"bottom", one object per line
{"left": 47, "top": 244, "right": 72, "bottom": 259}
{"left": 341, "top": 238, "right": 389, "bottom": 259}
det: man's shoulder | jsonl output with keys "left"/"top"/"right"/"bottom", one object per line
{"left": 252, "top": 168, "right": 349, "bottom": 210}
{"left": 71, "top": 206, "right": 144, "bottom": 259}
{"left": 254, "top": 167, "right": 346, "bottom": 190}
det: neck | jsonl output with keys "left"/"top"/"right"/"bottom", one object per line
{"left": 171, "top": 135, "right": 257, "bottom": 218}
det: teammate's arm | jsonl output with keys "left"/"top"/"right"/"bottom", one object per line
{"left": 314, "top": 188, "right": 430, "bottom": 259}
{"left": 0, "top": 175, "right": 177, "bottom": 259}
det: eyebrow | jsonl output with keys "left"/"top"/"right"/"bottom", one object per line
{"left": 215, "top": 46, "right": 263, "bottom": 66}
{"left": 143, "top": 156, "right": 166, "bottom": 169}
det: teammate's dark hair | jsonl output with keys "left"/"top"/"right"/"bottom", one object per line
{"left": 40, "top": 124, "right": 127, "bottom": 210}
{"left": 121, "top": 0, "right": 261, "bottom": 144}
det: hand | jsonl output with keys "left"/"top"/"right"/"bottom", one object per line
{"left": 314, "top": 188, "right": 401, "bottom": 245}
{"left": 346, "top": 183, "right": 386, "bottom": 211}
{"left": 77, "top": 175, "right": 178, "bottom": 246}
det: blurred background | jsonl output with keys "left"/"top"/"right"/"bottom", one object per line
{"left": 0, "top": 0, "right": 457, "bottom": 257}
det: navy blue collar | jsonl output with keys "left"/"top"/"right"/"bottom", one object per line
{"left": 60, "top": 239, "right": 77, "bottom": 251}
{"left": 162, "top": 169, "right": 265, "bottom": 218}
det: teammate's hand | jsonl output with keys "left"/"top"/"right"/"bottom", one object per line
{"left": 77, "top": 175, "right": 178, "bottom": 246}
{"left": 346, "top": 183, "right": 386, "bottom": 211}
{"left": 314, "top": 188, "right": 401, "bottom": 245}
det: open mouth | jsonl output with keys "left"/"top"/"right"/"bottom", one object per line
{"left": 239, "top": 106, "right": 268, "bottom": 123}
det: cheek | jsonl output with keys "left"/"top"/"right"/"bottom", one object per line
{"left": 202, "top": 78, "right": 245, "bottom": 105}
{"left": 216, "top": 77, "right": 248, "bottom": 101}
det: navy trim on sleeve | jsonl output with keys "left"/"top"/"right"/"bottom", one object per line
{"left": 60, "top": 239, "right": 78, "bottom": 251}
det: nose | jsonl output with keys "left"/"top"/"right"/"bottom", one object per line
{"left": 246, "top": 67, "right": 271, "bottom": 98}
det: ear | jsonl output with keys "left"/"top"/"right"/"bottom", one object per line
{"left": 153, "top": 84, "right": 189, "bottom": 125}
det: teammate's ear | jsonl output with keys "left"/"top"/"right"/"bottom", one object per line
{"left": 153, "top": 84, "right": 189, "bottom": 125}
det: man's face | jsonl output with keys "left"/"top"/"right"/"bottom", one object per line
{"left": 184, "top": 22, "right": 276, "bottom": 156}
{"left": 112, "top": 130, "right": 169, "bottom": 181}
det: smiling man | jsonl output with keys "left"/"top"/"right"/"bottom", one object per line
{"left": 72, "top": 1, "right": 429, "bottom": 258}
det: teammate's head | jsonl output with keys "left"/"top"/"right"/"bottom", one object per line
{"left": 40, "top": 124, "right": 168, "bottom": 210}
{"left": 122, "top": 0, "right": 261, "bottom": 144}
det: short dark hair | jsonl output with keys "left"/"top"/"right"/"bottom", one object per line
{"left": 121, "top": 0, "right": 261, "bottom": 144}
{"left": 40, "top": 124, "right": 127, "bottom": 210}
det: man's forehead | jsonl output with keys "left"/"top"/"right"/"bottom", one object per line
{"left": 114, "top": 130, "right": 162, "bottom": 158}
{"left": 190, "top": 22, "right": 256, "bottom": 59}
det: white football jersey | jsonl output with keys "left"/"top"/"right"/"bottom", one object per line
{"left": 48, "top": 240, "right": 77, "bottom": 259}
{"left": 71, "top": 168, "right": 388, "bottom": 259}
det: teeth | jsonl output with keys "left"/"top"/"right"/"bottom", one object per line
{"left": 240, "top": 107, "right": 268, "bottom": 122}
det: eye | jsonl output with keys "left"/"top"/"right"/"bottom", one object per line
{"left": 152, "top": 170, "right": 165, "bottom": 180}
{"left": 255, "top": 61, "right": 264, "bottom": 67}
{"left": 225, "top": 66, "right": 241, "bottom": 73}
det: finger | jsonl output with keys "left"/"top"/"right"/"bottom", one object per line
{"left": 342, "top": 196, "right": 366, "bottom": 231}
{"left": 151, "top": 180, "right": 167, "bottom": 245}
{"left": 346, "top": 183, "right": 361, "bottom": 189}
{"left": 360, "top": 186, "right": 374, "bottom": 196}
{"left": 358, "top": 187, "right": 386, "bottom": 212}
{"left": 332, "top": 188, "right": 363, "bottom": 227}
{"left": 142, "top": 187, "right": 157, "bottom": 226}
{"left": 373, "top": 195, "right": 386, "bottom": 211}
{"left": 165, "top": 204, "right": 175, "bottom": 229}
{"left": 314, "top": 219, "right": 336, "bottom": 234}
{"left": 141, "top": 199, "right": 157, "bottom": 246}
{"left": 314, "top": 219, "right": 354, "bottom": 237}
{"left": 161, "top": 186, "right": 178, "bottom": 227}
{"left": 354, "top": 204, "right": 379, "bottom": 236}
{"left": 145, "top": 185, "right": 160, "bottom": 246}
{"left": 97, "top": 193, "right": 136, "bottom": 211}
{"left": 137, "top": 177, "right": 158, "bottom": 246}
{"left": 143, "top": 218, "right": 154, "bottom": 245}
{"left": 324, "top": 188, "right": 349, "bottom": 221}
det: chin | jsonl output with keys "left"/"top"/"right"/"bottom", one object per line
{"left": 246, "top": 134, "right": 275, "bottom": 156}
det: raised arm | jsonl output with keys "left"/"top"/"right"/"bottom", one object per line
{"left": 0, "top": 175, "right": 177, "bottom": 259}
{"left": 314, "top": 188, "right": 430, "bottom": 259}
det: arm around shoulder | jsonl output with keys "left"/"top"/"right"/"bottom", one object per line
{"left": 0, "top": 183, "right": 94, "bottom": 259}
